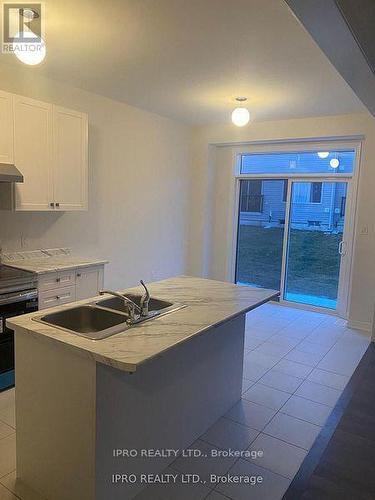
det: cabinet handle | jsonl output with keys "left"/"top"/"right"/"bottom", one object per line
{"left": 56, "top": 277, "right": 60, "bottom": 283}
{"left": 56, "top": 296, "right": 60, "bottom": 300}
{"left": 77, "top": 273, "right": 81, "bottom": 277}
{"left": 56, "top": 203, "right": 60, "bottom": 208}
{"left": 50, "top": 202, "right": 55, "bottom": 208}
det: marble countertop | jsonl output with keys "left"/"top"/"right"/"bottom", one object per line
{"left": 2, "top": 248, "right": 108, "bottom": 274}
{"left": 4, "top": 256, "right": 109, "bottom": 274}
{"left": 7, "top": 276, "right": 279, "bottom": 373}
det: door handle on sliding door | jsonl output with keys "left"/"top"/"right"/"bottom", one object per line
{"left": 338, "top": 241, "right": 347, "bottom": 256}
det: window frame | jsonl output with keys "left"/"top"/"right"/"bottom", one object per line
{"left": 310, "top": 182, "right": 323, "bottom": 204}
{"left": 239, "top": 179, "right": 263, "bottom": 213}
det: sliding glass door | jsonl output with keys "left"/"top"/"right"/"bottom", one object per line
{"left": 234, "top": 145, "right": 358, "bottom": 315}
{"left": 235, "top": 177, "right": 352, "bottom": 313}
{"left": 284, "top": 181, "right": 348, "bottom": 309}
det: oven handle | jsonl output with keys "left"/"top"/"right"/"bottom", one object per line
{"left": 0, "top": 289, "right": 38, "bottom": 306}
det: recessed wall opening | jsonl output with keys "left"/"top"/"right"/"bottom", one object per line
{"left": 234, "top": 145, "right": 359, "bottom": 316}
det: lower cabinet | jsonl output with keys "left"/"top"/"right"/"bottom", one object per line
{"left": 38, "top": 265, "right": 104, "bottom": 310}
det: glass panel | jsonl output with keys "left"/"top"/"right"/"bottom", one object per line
{"left": 235, "top": 179, "right": 287, "bottom": 290}
{"left": 241, "top": 150, "right": 355, "bottom": 175}
{"left": 284, "top": 182, "right": 348, "bottom": 309}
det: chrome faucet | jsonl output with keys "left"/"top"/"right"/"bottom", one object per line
{"left": 99, "top": 290, "right": 141, "bottom": 323}
{"left": 99, "top": 280, "right": 151, "bottom": 324}
{"left": 139, "top": 280, "right": 150, "bottom": 317}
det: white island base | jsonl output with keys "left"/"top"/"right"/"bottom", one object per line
{"left": 15, "top": 314, "right": 245, "bottom": 500}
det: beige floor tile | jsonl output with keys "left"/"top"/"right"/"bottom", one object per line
{"left": 0, "top": 434, "right": 16, "bottom": 479}
{"left": 274, "top": 359, "right": 313, "bottom": 379}
{"left": 253, "top": 342, "right": 293, "bottom": 358}
{"left": 0, "top": 391, "right": 15, "bottom": 413}
{"left": 263, "top": 413, "right": 321, "bottom": 450}
{"left": 206, "top": 492, "right": 230, "bottom": 500}
{"left": 172, "top": 439, "right": 237, "bottom": 482}
{"left": 307, "top": 368, "right": 349, "bottom": 390}
{"left": 0, "top": 407, "right": 15, "bottom": 430}
{"left": 201, "top": 417, "right": 259, "bottom": 451}
{"left": 281, "top": 395, "right": 333, "bottom": 426}
{"left": 259, "top": 369, "right": 303, "bottom": 394}
{"left": 0, "top": 472, "right": 46, "bottom": 500}
{"left": 216, "top": 459, "right": 290, "bottom": 500}
{"left": 295, "top": 380, "right": 341, "bottom": 407}
{"left": 0, "top": 483, "right": 18, "bottom": 500}
{"left": 225, "top": 399, "right": 276, "bottom": 431}
{"left": 242, "top": 383, "right": 290, "bottom": 411}
{"left": 247, "top": 433, "right": 307, "bottom": 479}
{"left": 245, "top": 351, "right": 280, "bottom": 369}
{"left": 0, "top": 422, "right": 14, "bottom": 441}
{"left": 285, "top": 349, "right": 324, "bottom": 367}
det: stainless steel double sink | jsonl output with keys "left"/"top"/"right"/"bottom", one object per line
{"left": 33, "top": 293, "right": 185, "bottom": 340}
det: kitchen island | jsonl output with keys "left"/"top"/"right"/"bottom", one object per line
{"left": 7, "top": 276, "right": 278, "bottom": 500}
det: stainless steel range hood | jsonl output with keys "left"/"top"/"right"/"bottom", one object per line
{"left": 0, "top": 163, "right": 24, "bottom": 182}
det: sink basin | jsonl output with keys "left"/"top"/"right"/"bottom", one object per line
{"left": 96, "top": 294, "right": 173, "bottom": 314}
{"left": 33, "top": 294, "right": 186, "bottom": 340}
{"left": 34, "top": 305, "right": 129, "bottom": 340}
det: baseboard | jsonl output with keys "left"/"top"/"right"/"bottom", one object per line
{"left": 346, "top": 319, "right": 372, "bottom": 333}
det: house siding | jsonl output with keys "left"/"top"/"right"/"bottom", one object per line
{"left": 240, "top": 180, "right": 346, "bottom": 232}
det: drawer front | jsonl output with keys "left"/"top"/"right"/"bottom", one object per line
{"left": 38, "top": 272, "right": 60, "bottom": 291}
{"left": 38, "top": 270, "right": 76, "bottom": 291}
{"left": 58, "top": 270, "right": 76, "bottom": 288}
{"left": 38, "top": 286, "right": 76, "bottom": 310}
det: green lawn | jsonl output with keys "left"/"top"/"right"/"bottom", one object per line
{"left": 236, "top": 225, "right": 341, "bottom": 299}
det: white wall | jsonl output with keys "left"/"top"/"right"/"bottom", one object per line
{"left": 189, "top": 112, "right": 375, "bottom": 330}
{"left": 0, "top": 62, "right": 192, "bottom": 289}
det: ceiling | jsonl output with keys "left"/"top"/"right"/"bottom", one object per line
{"left": 336, "top": 0, "right": 375, "bottom": 74}
{"left": 0, "top": 0, "right": 366, "bottom": 124}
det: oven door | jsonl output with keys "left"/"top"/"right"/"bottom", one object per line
{"left": 0, "top": 289, "right": 38, "bottom": 392}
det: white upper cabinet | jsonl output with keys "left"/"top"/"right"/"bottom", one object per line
{"left": 0, "top": 90, "right": 88, "bottom": 212}
{"left": 53, "top": 106, "right": 88, "bottom": 211}
{"left": 0, "top": 90, "right": 14, "bottom": 164}
{"left": 14, "top": 95, "right": 54, "bottom": 211}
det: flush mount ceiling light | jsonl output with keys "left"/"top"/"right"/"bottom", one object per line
{"left": 317, "top": 151, "right": 329, "bottom": 159}
{"left": 330, "top": 158, "right": 340, "bottom": 168}
{"left": 13, "top": 7, "right": 45, "bottom": 65}
{"left": 231, "top": 97, "right": 250, "bottom": 127}
{"left": 14, "top": 36, "right": 46, "bottom": 65}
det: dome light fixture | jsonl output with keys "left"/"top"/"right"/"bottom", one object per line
{"left": 14, "top": 35, "right": 46, "bottom": 65}
{"left": 330, "top": 158, "right": 340, "bottom": 169}
{"left": 13, "top": 7, "right": 45, "bottom": 66}
{"left": 231, "top": 97, "right": 250, "bottom": 127}
{"left": 317, "top": 151, "right": 329, "bottom": 159}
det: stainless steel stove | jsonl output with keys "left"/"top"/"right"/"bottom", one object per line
{"left": 0, "top": 265, "right": 36, "bottom": 292}
{"left": 0, "top": 265, "right": 38, "bottom": 391}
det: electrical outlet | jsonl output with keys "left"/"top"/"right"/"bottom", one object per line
{"left": 360, "top": 226, "right": 369, "bottom": 235}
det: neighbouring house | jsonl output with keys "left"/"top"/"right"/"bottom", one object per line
{"left": 240, "top": 180, "right": 347, "bottom": 232}
{"left": 238, "top": 150, "right": 354, "bottom": 233}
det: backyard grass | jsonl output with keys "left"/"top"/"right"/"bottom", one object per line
{"left": 236, "top": 225, "right": 341, "bottom": 299}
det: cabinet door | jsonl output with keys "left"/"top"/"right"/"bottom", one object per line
{"left": 0, "top": 90, "right": 14, "bottom": 163}
{"left": 53, "top": 106, "right": 88, "bottom": 211}
{"left": 75, "top": 266, "right": 103, "bottom": 301}
{"left": 13, "top": 95, "right": 53, "bottom": 211}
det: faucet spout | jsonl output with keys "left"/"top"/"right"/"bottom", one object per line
{"left": 99, "top": 290, "right": 141, "bottom": 323}
{"left": 139, "top": 280, "right": 150, "bottom": 317}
